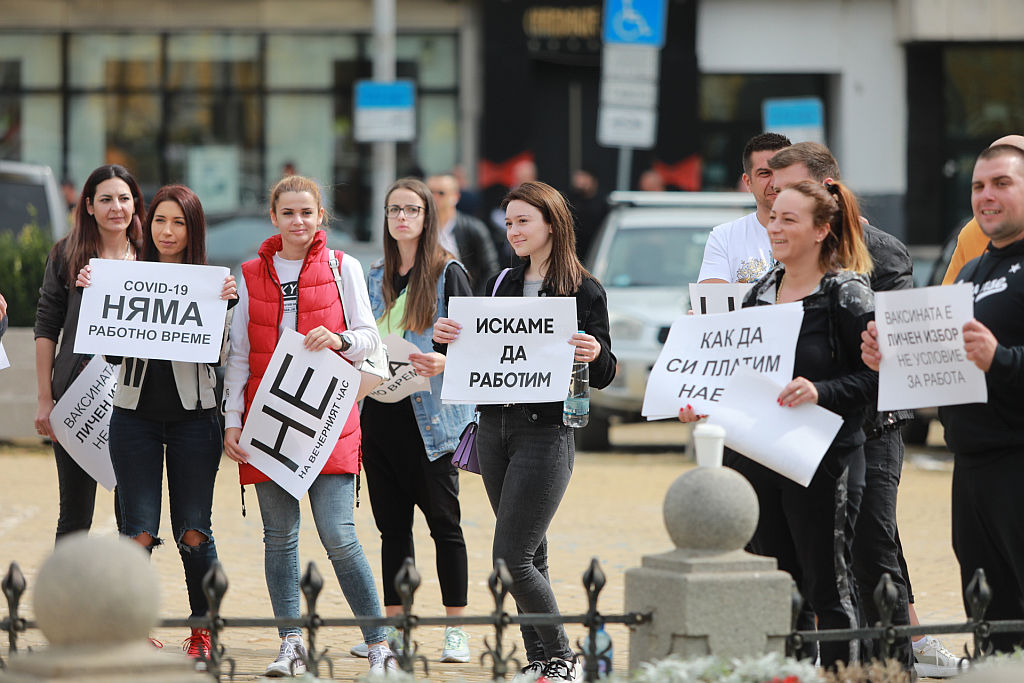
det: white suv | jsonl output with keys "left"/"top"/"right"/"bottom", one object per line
{"left": 580, "top": 191, "right": 756, "bottom": 450}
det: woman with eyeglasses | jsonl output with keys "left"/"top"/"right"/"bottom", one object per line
{"left": 432, "top": 181, "right": 616, "bottom": 682}
{"left": 360, "top": 178, "right": 476, "bottom": 662}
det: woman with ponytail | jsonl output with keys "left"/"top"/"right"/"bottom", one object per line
{"left": 680, "top": 179, "right": 876, "bottom": 670}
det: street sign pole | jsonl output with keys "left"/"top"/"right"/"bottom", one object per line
{"left": 599, "top": 0, "right": 667, "bottom": 191}
{"left": 371, "top": 0, "right": 396, "bottom": 246}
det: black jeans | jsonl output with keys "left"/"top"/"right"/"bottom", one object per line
{"left": 362, "top": 400, "right": 468, "bottom": 608}
{"left": 109, "top": 409, "right": 221, "bottom": 618}
{"left": 53, "top": 440, "right": 122, "bottom": 542}
{"left": 952, "top": 452, "right": 1024, "bottom": 653}
{"left": 730, "top": 445, "right": 864, "bottom": 670}
{"left": 851, "top": 428, "right": 913, "bottom": 667}
{"left": 477, "top": 405, "right": 574, "bottom": 663}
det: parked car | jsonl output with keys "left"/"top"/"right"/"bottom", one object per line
{"left": 0, "top": 160, "right": 70, "bottom": 240}
{"left": 581, "top": 191, "right": 756, "bottom": 450}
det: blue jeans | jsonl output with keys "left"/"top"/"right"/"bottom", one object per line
{"left": 108, "top": 409, "right": 220, "bottom": 618}
{"left": 477, "top": 405, "right": 575, "bottom": 662}
{"left": 255, "top": 474, "right": 386, "bottom": 644}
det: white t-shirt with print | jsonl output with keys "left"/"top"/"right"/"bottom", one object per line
{"left": 697, "top": 211, "right": 775, "bottom": 284}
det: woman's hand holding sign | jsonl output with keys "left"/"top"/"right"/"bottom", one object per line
{"left": 223, "top": 427, "right": 250, "bottom": 464}
{"left": 432, "top": 316, "right": 462, "bottom": 345}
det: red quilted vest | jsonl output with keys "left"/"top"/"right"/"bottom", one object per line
{"left": 237, "top": 229, "right": 361, "bottom": 485}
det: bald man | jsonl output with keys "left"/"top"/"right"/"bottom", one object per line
{"left": 942, "top": 135, "right": 1024, "bottom": 284}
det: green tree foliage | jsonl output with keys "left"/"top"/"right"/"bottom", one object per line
{"left": 0, "top": 215, "right": 54, "bottom": 327}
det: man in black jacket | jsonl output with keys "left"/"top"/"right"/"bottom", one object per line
{"left": 768, "top": 142, "right": 941, "bottom": 673}
{"left": 428, "top": 173, "right": 500, "bottom": 295}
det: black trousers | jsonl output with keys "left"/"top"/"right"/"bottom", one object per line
{"left": 53, "top": 440, "right": 122, "bottom": 543}
{"left": 729, "top": 445, "right": 864, "bottom": 669}
{"left": 952, "top": 452, "right": 1024, "bottom": 653}
{"left": 851, "top": 428, "right": 913, "bottom": 667}
{"left": 361, "top": 399, "right": 468, "bottom": 608}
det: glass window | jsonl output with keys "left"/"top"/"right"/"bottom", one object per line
{"left": 266, "top": 35, "right": 358, "bottom": 88}
{"left": 0, "top": 34, "right": 61, "bottom": 88}
{"left": 418, "top": 94, "right": 458, "bottom": 175}
{"left": 396, "top": 35, "right": 457, "bottom": 88}
{"left": 0, "top": 61, "right": 20, "bottom": 160}
{"left": 69, "top": 34, "right": 160, "bottom": 88}
{"left": 166, "top": 34, "right": 259, "bottom": 90}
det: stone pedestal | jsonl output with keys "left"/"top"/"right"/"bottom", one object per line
{"left": 0, "top": 533, "right": 198, "bottom": 682}
{"left": 625, "top": 465, "right": 793, "bottom": 668}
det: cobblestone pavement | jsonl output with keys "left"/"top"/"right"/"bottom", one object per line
{"left": 0, "top": 422, "right": 966, "bottom": 680}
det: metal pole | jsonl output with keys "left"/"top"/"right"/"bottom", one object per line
{"left": 371, "top": 0, "right": 397, "bottom": 246}
{"left": 616, "top": 147, "right": 632, "bottom": 190}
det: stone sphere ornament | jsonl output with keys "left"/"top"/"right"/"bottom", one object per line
{"left": 662, "top": 466, "right": 759, "bottom": 552}
{"left": 33, "top": 533, "right": 160, "bottom": 646}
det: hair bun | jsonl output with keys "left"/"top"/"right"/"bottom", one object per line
{"left": 825, "top": 181, "right": 841, "bottom": 196}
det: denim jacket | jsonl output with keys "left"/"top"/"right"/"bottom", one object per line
{"left": 367, "top": 259, "right": 475, "bottom": 461}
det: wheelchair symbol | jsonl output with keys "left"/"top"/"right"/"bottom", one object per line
{"left": 612, "top": 0, "right": 652, "bottom": 41}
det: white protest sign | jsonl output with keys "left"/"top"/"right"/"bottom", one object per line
{"left": 50, "top": 355, "right": 117, "bottom": 491}
{"left": 709, "top": 367, "right": 842, "bottom": 487}
{"left": 366, "top": 333, "right": 431, "bottom": 404}
{"left": 0, "top": 341, "right": 8, "bottom": 370}
{"left": 441, "top": 297, "right": 576, "bottom": 405}
{"left": 875, "top": 284, "right": 986, "bottom": 411}
{"left": 642, "top": 303, "right": 803, "bottom": 418}
{"left": 239, "top": 328, "right": 361, "bottom": 500}
{"left": 75, "top": 259, "right": 229, "bottom": 363}
{"left": 689, "top": 283, "right": 753, "bottom": 315}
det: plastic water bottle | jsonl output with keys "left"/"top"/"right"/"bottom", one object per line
{"left": 563, "top": 357, "right": 590, "bottom": 427}
{"left": 581, "top": 625, "right": 612, "bottom": 676}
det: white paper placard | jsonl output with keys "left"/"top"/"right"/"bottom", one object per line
{"left": 709, "top": 367, "right": 843, "bottom": 487}
{"left": 49, "top": 356, "right": 117, "bottom": 491}
{"left": 239, "top": 329, "right": 362, "bottom": 500}
{"left": 365, "top": 334, "right": 431, "bottom": 404}
{"left": 0, "top": 341, "right": 8, "bottom": 370}
{"left": 75, "top": 259, "right": 229, "bottom": 363}
{"left": 689, "top": 282, "right": 753, "bottom": 315}
{"left": 875, "top": 284, "right": 986, "bottom": 411}
{"left": 440, "top": 297, "right": 577, "bottom": 405}
{"left": 642, "top": 303, "right": 804, "bottom": 418}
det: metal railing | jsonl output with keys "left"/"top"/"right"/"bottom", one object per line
{"left": 785, "top": 567, "right": 1020, "bottom": 667}
{"left": 1, "top": 557, "right": 649, "bottom": 681}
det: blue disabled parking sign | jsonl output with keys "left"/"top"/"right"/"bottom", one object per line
{"left": 603, "top": 0, "right": 667, "bottom": 47}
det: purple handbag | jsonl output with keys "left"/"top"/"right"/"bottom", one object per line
{"left": 450, "top": 268, "right": 509, "bottom": 475}
{"left": 451, "top": 421, "right": 480, "bottom": 474}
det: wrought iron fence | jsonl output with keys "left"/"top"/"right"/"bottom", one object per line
{"left": 785, "top": 567, "right": 1022, "bottom": 669}
{"left": 1, "top": 556, "right": 649, "bottom": 681}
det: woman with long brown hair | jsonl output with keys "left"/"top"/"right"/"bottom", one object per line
{"left": 433, "top": 181, "right": 616, "bottom": 681}
{"left": 362, "top": 177, "right": 476, "bottom": 662}
{"left": 34, "top": 164, "right": 144, "bottom": 542}
{"left": 681, "top": 179, "right": 876, "bottom": 670}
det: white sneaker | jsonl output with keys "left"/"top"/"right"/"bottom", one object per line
{"left": 539, "top": 655, "right": 584, "bottom": 682}
{"left": 440, "top": 626, "right": 471, "bottom": 663}
{"left": 512, "top": 659, "right": 546, "bottom": 682}
{"left": 368, "top": 644, "right": 399, "bottom": 674}
{"left": 913, "top": 635, "right": 968, "bottom": 678}
{"left": 350, "top": 641, "right": 369, "bottom": 658}
{"left": 265, "top": 634, "right": 308, "bottom": 677}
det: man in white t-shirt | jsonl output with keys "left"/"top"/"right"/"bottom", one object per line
{"left": 698, "top": 132, "right": 792, "bottom": 283}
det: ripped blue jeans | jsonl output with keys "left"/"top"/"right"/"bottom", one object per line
{"left": 109, "top": 408, "right": 221, "bottom": 618}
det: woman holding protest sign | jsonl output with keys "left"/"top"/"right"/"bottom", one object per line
{"left": 221, "top": 175, "right": 397, "bottom": 677}
{"left": 362, "top": 177, "right": 475, "bottom": 663}
{"left": 432, "top": 181, "right": 615, "bottom": 682}
{"left": 76, "top": 184, "right": 237, "bottom": 665}
{"left": 34, "top": 164, "right": 144, "bottom": 543}
{"left": 679, "top": 180, "right": 875, "bottom": 670}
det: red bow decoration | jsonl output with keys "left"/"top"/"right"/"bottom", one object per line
{"left": 653, "top": 155, "right": 702, "bottom": 191}
{"left": 479, "top": 151, "right": 535, "bottom": 189}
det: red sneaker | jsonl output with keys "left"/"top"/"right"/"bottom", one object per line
{"left": 182, "top": 627, "right": 211, "bottom": 669}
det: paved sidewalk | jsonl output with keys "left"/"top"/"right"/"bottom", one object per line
{"left": 0, "top": 422, "right": 966, "bottom": 680}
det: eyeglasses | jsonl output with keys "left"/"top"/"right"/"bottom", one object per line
{"left": 385, "top": 204, "right": 424, "bottom": 218}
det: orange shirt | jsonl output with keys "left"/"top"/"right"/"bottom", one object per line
{"left": 941, "top": 218, "right": 990, "bottom": 285}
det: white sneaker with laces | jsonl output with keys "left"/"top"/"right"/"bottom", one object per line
{"left": 368, "top": 644, "right": 399, "bottom": 675}
{"left": 265, "top": 634, "right": 308, "bottom": 677}
{"left": 440, "top": 626, "right": 471, "bottom": 663}
{"left": 539, "top": 655, "right": 584, "bottom": 682}
{"left": 512, "top": 659, "right": 546, "bottom": 682}
{"left": 913, "top": 635, "right": 968, "bottom": 678}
